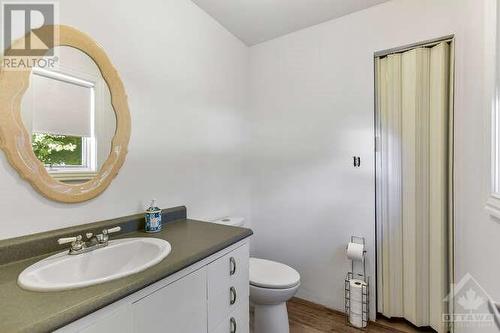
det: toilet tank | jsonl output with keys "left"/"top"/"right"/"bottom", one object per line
{"left": 212, "top": 217, "right": 246, "bottom": 227}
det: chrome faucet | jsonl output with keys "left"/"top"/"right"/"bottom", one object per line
{"left": 57, "top": 226, "right": 122, "bottom": 255}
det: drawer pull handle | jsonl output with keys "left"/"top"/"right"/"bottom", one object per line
{"left": 229, "top": 257, "right": 236, "bottom": 276}
{"left": 230, "top": 317, "right": 237, "bottom": 333}
{"left": 230, "top": 286, "right": 237, "bottom": 305}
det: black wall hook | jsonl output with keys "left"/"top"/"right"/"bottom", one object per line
{"left": 353, "top": 156, "right": 361, "bottom": 167}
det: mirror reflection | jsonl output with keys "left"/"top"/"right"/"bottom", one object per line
{"left": 21, "top": 46, "right": 116, "bottom": 184}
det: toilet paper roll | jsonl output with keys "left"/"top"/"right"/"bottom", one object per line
{"left": 348, "top": 278, "right": 368, "bottom": 328}
{"left": 349, "top": 312, "right": 365, "bottom": 328}
{"left": 349, "top": 279, "right": 367, "bottom": 303}
{"left": 346, "top": 242, "right": 365, "bottom": 261}
{"left": 350, "top": 300, "right": 363, "bottom": 315}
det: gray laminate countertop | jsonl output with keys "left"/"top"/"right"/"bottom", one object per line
{"left": 0, "top": 219, "right": 253, "bottom": 333}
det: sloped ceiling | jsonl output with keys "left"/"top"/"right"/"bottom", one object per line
{"left": 191, "top": 0, "right": 390, "bottom": 46}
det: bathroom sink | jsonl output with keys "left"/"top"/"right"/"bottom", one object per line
{"left": 18, "top": 238, "right": 171, "bottom": 292}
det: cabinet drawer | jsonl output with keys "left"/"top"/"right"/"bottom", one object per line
{"left": 208, "top": 243, "right": 249, "bottom": 296}
{"left": 210, "top": 305, "right": 249, "bottom": 333}
{"left": 209, "top": 277, "right": 249, "bottom": 331}
{"left": 208, "top": 243, "right": 249, "bottom": 330}
{"left": 133, "top": 267, "right": 207, "bottom": 333}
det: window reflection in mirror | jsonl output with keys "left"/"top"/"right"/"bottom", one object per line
{"left": 21, "top": 46, "right": 116, "bottom": 184}
{"left": 32, "top": 133, "right": 85, "bottom": 167}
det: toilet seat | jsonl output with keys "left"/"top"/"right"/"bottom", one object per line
{"left": 250, "top": 258, "right": 300, "bottom": 289}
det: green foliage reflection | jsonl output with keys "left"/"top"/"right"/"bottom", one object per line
{"left": 32, "top": 133, "right": 83, "bottom": 166}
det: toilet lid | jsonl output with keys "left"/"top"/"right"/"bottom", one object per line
{"left": 249, "top": 258, "right": 300, "bottom": 289}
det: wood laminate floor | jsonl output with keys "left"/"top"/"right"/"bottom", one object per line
{"left": 251, "top": 297, "right": 435, "bottom": 333}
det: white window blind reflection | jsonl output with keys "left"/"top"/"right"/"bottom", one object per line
{"left": 31, "top": 70, "right": 93, "bottom": 137}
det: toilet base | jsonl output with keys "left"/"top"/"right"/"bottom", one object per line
{"left": 254, "top": 303, "right": 290, "bottom": 333}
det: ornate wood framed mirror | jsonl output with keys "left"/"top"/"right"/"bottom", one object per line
{"left": 0, "top": 25, "right": 131, "bottom": 203}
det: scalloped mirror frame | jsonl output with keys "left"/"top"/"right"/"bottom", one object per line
{"left": 0, "top": 25, "right": 131, "bottom": 203}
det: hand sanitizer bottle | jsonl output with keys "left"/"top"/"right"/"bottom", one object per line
{"left": 145, "top": 199, "right": 162, "bottom": 233}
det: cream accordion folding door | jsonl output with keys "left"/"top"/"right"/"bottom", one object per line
{"left": 376, "top": 41, "right": 452, "bottom": 333}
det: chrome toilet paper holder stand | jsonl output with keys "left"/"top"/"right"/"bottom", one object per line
{"left": 344, "top": 236, "right": 369, "bottom": 330}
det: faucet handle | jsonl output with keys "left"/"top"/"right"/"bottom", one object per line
{"left": 96, "top": 226, "right": 121, "bottom": 244}
{"left": 58, "top": 235, "right": 82, "bottom": 245}
{"left": 103, "top": 226, "right": 121, "bottom": 235}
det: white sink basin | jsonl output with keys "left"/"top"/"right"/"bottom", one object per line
{"left": 18, "top": 237, "right": 171, "bottom": 292}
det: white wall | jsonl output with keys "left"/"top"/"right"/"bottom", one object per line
{"left": 248, "top": 0, "right": 499, "bottom": 328}
{"left": 0, "top": 0, "right": 250, "bottom": 239}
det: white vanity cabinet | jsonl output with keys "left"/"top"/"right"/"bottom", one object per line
{"left": 133, "top": 267, "right": 208, "bottom": 332}
{"left": 208, "top": 244, "right": 249, "bottom": 333}
{"left": 57, "top": 240, "right": 249, "bottom": 333}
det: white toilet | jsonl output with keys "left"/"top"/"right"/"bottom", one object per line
{"left": 212, "top": 217, "right": 301, "bottom": 333}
